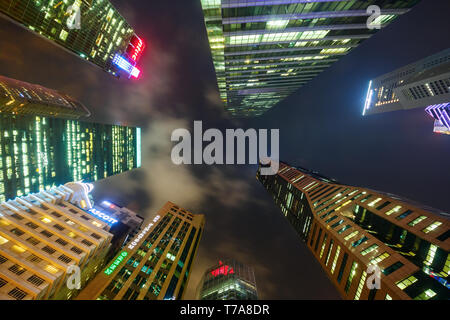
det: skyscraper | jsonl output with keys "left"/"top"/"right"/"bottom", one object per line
{"left": 92, "top": 200, "right": 144, "bottom": 263}
{"left": 0, "top": 113, "right": 141, "bottom": 203}
{"left": 257, "top": 162, "right": 450, "bottom": 300}
{"left": 0, "top": 182, "right": 114, "bottom": 300}
{"left": 197, "top": 259, "right": 258, "bottom": 300}
{"left": 200, "top": 0, "right": 421, "bottom": 117}
{"left": 76, "top": 201, "right": 205, "bottom": 300}
{"left": 363, "top": 49, "right": 450, "bottom": 116}
{"left": 0, "top": 0, "right": 145, "bottom": 79}
{"left": 0, "top": 75, "right": 91, "bottom": 119}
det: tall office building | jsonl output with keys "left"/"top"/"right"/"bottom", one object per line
{"left": 363, "top": 49, "right": 450, "bottom": 116}
{"left": 200, "top": 0, "right": 421, "bottom": 117}
{"left": 257, "top": 162, "right": 450, "bottom": 300}
{"left": 0, "top": 182, "right": 115, "bottom": 300}
{"left": 0, "top": 113, "right": 141, "bottom": 203}
{"left": 0, "top": 0, "right": 145, "bottom": 79}
{"left": 0, "top": 75, "right": 91, "bottom": 119}
{"left": 76, "top": 201, "right": 205, "bottom": 300}
{"left": 92, "top": 200, "right": 144, "bottom": 263}
{"left": 197, "top": 259, "right": 258, "bottom": 300}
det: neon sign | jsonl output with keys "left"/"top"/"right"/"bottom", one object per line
{"left": 424, "top": 267, "right": 450, "bottom": 289}
{"left": 87, "top": 208, "right": 118, "bottom": 225}
{"left": 127, "top": 35, "right": 145, "bottom": 62}
{"left": 101, "top": 200, "right": 115, "bottom": 209}
{"left": 425, "top": 102, "right": 450, "bottom": 129}
{"left": 104, "top": 251, "right": 128, "bottom": 275}
{"left": 211, "top": 261, "right": 234, "bottom": 277}
{"left": 127, "top": 215, "right": 161, "bottom": 250}
{"left": 112, "top": 54, "right": 141, "bottom": 79}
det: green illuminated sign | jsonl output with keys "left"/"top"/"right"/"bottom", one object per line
{"left": 104, "top": 251, "right": 128, "bottom": 275}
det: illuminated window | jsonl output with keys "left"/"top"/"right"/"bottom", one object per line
{"left": 345, "top": 262, "right": 358, "bottom": 293}
{"left": 319, "top": 234, "right": 328, "bottom": 259}
{"left": 368, "top": 197, "right": 382, "bottom": 207}
{"left": 361, "top": 244, "right": 378, "bottom": 256}
{"left": 370, "top": 252, "right": 390, "bottom": 265}
{"left": 331, "top": 246, "right": 341, "bottom": 274}
{"left": 0, "top": 235, "right": 9, "bottom": 245}
{"left": 266, "top": 20, "right": 290, "bottom": 30}
{"left": 422, "top": 221, "right": 442, "bottom": 234}
{"left": 44, "top": 265, "right": 59, "bottom": 274}
{"left": 41, "top": 217, "right": 52, "bottom": 224}
{"left": 354, "top": 271, "right": 367, "bottom": 300}
{"left": 344, "top": 231, "right": 359, "bottom": 241}
{"left": 414, "top": 289, "right": 436, "bottom": 300}
{"left": 385, "top": 205, "right": 402, "bottom": 216}
{"left": 299, "top": 30, "right": 329, "bottom": 40}
{"left": 320, "top": 48, "right": 349, "bottom": 54}
{"left": 396, "top": 275, "right": 418, "bottom": 290}
{"left": 408, "top": 215, "right": 427, "bottom": 227}
{"left": 368, "top": 15, "right": 396, "bottom": 27}
{"left": 92, "top": 221, "right": 102, "bottom": 228}
{"left": 424, "top": 245, "right": 437, "bottom": 266}
{"left": 11, "top": 245, "right": 26, "bottom": 253}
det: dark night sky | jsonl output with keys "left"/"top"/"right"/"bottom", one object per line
{"left": 0, "top": 0, "right": 449, "bottom": 300}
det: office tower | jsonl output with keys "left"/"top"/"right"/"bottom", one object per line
{"left": 92, "top": 200, "right": 144, "bottom": 262}
{"left": 257, "top": 162, "right": 450, "bottom": 300}
{"left": 425, "top": 103, "right": 450, "bottom": 135}
{"left": 0, "top": 75, "right": 91, "bottom": 119}
{"left": 200, "top": 0, "right": 421, "bottom": 117}
{"left": 0, "top": 0, "right": 145, "bottom": 79}
{"left": 0, "top": 182, "right": 114, "bottom": 300}
{"left": 0, "top": 113, "right": 141, "bottom": 203}
{"left": 76, "top": 202, "right": 205, "bottom": 300}
{"left": 197, "top": 259, "right": 258, "bottom": 300}
{"left": 363, "top": 49, "right": 450, "bottom": 116}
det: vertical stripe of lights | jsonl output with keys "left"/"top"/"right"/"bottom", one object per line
{"left": 363, "top": 80, "right": 373, "bottom": 116}
{"left": 136, "top": 128, "right": 141, "bottom": 168}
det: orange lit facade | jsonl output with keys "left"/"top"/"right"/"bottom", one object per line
{"left": 257, "top": 162, "right": 449, "bottom": 300}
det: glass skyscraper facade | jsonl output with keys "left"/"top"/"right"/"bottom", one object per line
{"left": 363, "top": 48, "right": 450, "bottom": 116}
{"left": 0, "top": 114, "right": 141, "bottom": 203}
{"left": 76, "top": 202, "right": 205, "bottom": 300}
{"left": 0, "top": 0, "right": 144, "bottom": 78}
{"left": 258, "top": 162, "right": 449, "bottom": 300}
{"left": 197, "top": 259, "right": 258, "bottom": 300}
{"left": 200, "top": 0, "right": 421, "bottom": 117}
{"left": 0, "top": 75, "right": 90, "bottom": 119}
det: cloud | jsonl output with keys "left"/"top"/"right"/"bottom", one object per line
{"left": 99, "top": 115, "right": 262, "bottom": 218}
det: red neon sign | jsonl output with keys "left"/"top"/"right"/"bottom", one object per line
{"left": 211, "top": 261, "right": 234, "bottom": 277}
{"left": 127, "top": 35, "right": 145, "bottom": 63}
